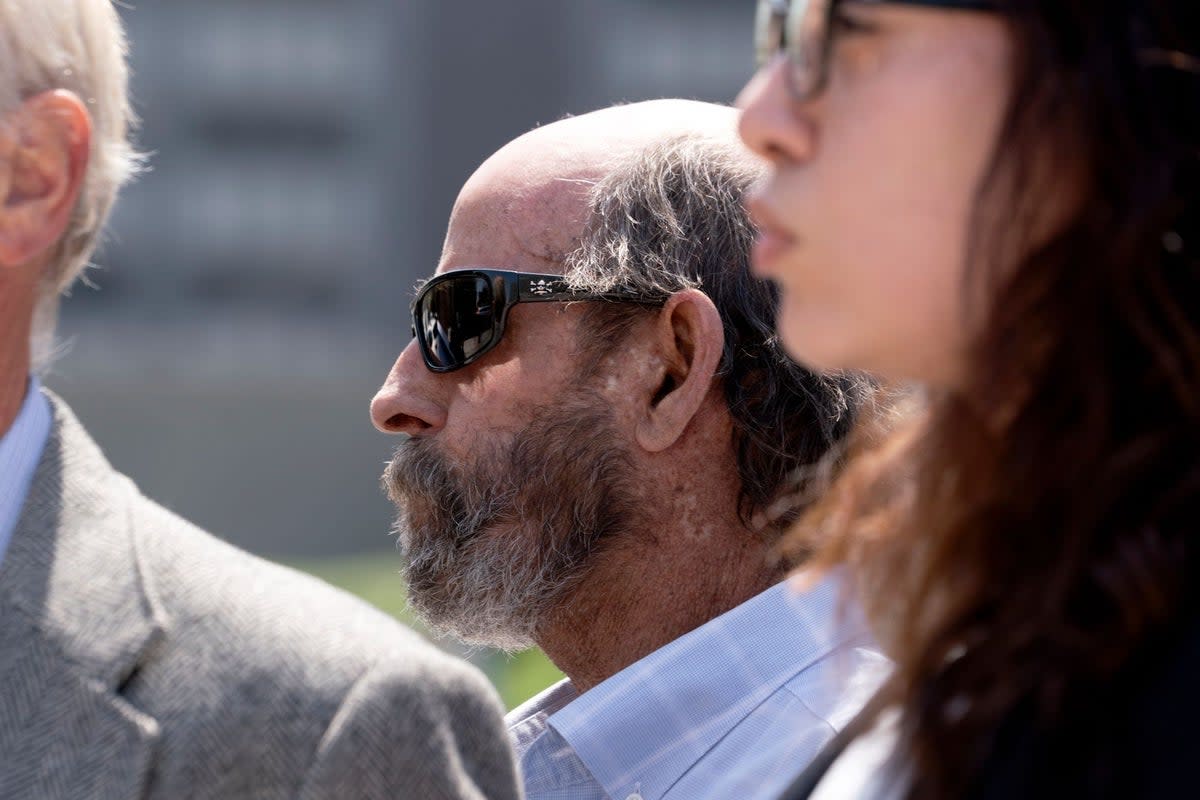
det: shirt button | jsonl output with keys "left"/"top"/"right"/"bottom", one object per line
{"left": 625, "top": 795, "right": 644, "bottom": 800}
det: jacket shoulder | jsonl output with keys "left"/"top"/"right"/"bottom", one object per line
{"left": 122, "top": 486, "right": 516, "bottom": 799}
{"left": 299, "top": 657, "right": 522, "bottom": 800}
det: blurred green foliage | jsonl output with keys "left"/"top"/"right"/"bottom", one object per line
{"left": 288, "top": 549, "right": 564, "bottom": 709}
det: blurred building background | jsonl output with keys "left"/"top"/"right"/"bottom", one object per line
{"left": 45, "top": 0, "right": 755, "bottom": 704}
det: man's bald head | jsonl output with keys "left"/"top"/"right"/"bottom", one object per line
{"left": 440, "top": 100, "right": 741, "bottom": 273}
{"left": 435, "top": 98, "right": 867, "bottom": 533}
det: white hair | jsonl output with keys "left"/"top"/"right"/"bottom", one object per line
{"left": 0, "top": 1, "right": 142, "bottom": 366}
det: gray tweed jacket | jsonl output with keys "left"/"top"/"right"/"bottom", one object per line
{"left": 0, "top": 395, "right": 522, "bottom": 800}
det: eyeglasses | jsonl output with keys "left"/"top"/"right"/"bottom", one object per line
{"left": 754, "top": 0, "right": 1000, "bottom": 101}
{"left": 409, "top": 269, "right": 660, "bottom": 373}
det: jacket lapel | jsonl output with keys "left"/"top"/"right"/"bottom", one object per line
{"left": 0, "top": 394, "right": 165, "bottom": 798}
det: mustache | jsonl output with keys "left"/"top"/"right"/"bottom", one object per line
{"left": 381, "top": 438, "right": 514, "bottom": 547}
{"left": 381, "top": 437, "right": 446, "bottom": 512}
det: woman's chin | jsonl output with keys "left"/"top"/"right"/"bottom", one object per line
{"left": 779, "top": 319, "right": 842, "bottom": 375}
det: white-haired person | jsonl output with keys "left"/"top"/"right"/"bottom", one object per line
{"left": 0, "top": 3, "right": 520, "bottom": 797}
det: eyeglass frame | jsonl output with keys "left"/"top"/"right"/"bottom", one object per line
{"left": 409, "top": 268, "right": 664, "bottom": 373}
{"left": 754, "top": 0, "right": 1001, "bottom": 102}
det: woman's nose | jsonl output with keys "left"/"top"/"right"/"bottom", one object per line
{"left": 737, "top": 57, "right": 819, "bottom": 165}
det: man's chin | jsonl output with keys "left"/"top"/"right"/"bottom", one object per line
{"left": 389, "top": 502, "right": 443, "bottom": 549}
{"left": 391, "top": 520, "right": 419, "bottom": 555}
{"left": 405, "top": 590, "right": 539, "bottom": 653}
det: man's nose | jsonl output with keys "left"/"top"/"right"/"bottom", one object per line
{"left": 370, "top": 340, "right": 447, "bottom": 436}
{"left": 736, "top": 58, "right": 819, "bottom": 165}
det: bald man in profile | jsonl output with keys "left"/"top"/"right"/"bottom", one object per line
{"left": 372, "top": 100, "right": 890, "bottom": 800}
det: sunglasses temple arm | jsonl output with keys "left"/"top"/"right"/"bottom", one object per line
{"left": 513, "top": 277, "right": 662, "bottom": 305}
{"left": 516, "top": 276, "right": 577, "bottom": 302}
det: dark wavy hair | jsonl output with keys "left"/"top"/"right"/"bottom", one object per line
{"left": 564, "top": 133, "right": 874, "bottom": 534}
{"left": 798, "top": 1, "right": 1200, "bottom": 796}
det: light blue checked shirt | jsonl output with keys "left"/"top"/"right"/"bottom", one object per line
{"left": 0, "top": 378, "right": 51, "bottom": 569}
{"left": 506, "top": 574, "right": 890, "bottom": 800}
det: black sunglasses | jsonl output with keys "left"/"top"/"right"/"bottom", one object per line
{"left": 409, "top": 269, "right": 661, "bottom": 373}
{"left": 755, "top": 0, "right": 1000, "bottom": 101}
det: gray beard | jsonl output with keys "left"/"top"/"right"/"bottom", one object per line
{"left": 381, "top": 393, "right": 637, "bottom": 651}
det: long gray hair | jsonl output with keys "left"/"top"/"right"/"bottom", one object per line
{"left": 564, "top": 134, "right": 874, "bottom": 533}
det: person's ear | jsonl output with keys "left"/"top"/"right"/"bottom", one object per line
{"left": 0, "top": 90, "right": 91, "bottom": 269}
{"left": 635, "top": 288, "right": 725, "bottom": 452}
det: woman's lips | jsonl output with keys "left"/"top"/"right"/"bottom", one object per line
{"left": 751, "top": 228, "right": 796, "bottom": 276}
{"left": 746, "top": 198, "right": 797, "bottom": 277}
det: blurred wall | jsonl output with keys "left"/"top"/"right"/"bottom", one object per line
{"left": 46, "top": 0, "right": 754, "bottom": 559}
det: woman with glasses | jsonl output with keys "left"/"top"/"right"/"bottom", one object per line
{"left": 737, "top": 0, "right": 1200, "bottom": 797}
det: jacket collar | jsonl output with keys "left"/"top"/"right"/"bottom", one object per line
{"left": 0, "top": 391, "right": 163, "bottom": 795}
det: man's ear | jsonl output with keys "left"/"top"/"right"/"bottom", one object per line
{"left": 0, "top": 90, "right": 91, "bottom": 269}
{"left": 635, "top": 288, "right": 725, "bottom": 453}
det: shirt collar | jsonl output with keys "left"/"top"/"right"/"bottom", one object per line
{"left": 548, "top": 573, "right": 864, "bottom": 800}
{"left": 0, "top": 377, "right": 51, "bottom": 567}
{"left": 507, "top": 677, "right": 578, "bottom": 758}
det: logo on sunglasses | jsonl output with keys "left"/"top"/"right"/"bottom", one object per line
{"left": 529, "top": 279, "right": 556, "bottom": 296}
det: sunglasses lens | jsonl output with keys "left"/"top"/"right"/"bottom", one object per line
{"left": 417, "top": 275, "right": 496, "bottom": 370}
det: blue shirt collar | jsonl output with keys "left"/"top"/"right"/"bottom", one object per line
{"left": 0, "top": 378, "right": 52, "bottom": 568}
{"left": 546, "top": 573, "right": 864, "bottom": 800}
